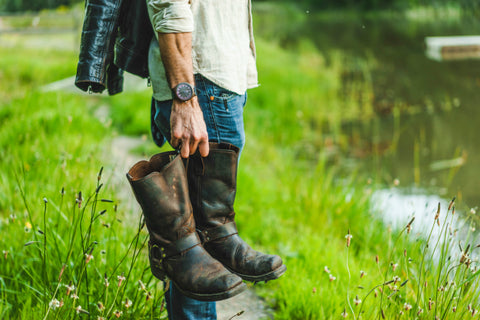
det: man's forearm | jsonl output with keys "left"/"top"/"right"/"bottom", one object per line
{"left": 156, "top": 31, "right": 209, "bottom": 158}
{"left": 157, "top": 32, "right": 194, "bottom": 88}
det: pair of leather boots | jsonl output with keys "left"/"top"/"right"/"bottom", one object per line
{"left": 127, "top": 143, "right": 286, "bottom": 301}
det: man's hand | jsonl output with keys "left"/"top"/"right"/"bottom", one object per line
{"left": 170, "top": 97, "right": 209, "bottom": 158}
{"left": 157, "top": 32, "right": 209, "bottom": 158}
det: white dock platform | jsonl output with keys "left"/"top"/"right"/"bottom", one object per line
{"left": 425, "top": 36, "right": 480, "bottom": 61}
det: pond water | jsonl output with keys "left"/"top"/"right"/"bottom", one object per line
{"left": 326, "top": 13, "right": 480, "bottom": 226}
{"left": 315, "top": 13, "right": 480, "bottom": 207}
{"left": 256, "top": 5, "right": 480, "bottom": 226}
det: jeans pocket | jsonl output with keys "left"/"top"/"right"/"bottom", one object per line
{"left": 211, "top": 90, "right": 239, "bottom": 112}
{"left": 196, "top": 76, "right": 244, "bottom": 112}
{"left": 217, "top": 91, "right": 238, "bottom": 102}
{"left": 200, "top": 77, "right": 239, "bottom": 102}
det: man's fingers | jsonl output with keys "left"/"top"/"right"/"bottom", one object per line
{"left": 189, "top": 139, "right": 199, "bottom": 156}
{"left": 180, "top": 142, "right": 190, "bottom": 158}
{"left": 171, "top": 127, "right": 182, "bottom": 148}
{"left": 198, "top": 140, "right": 209, "bottom": 157}
{"left": 170, "top": 101, "right": 208, "bottom": 158}
{"left": 177, "top": 136, "right": 208, "bottom": 158}
{"left": 171, "top": 136, "right": 180, "bottom": 149}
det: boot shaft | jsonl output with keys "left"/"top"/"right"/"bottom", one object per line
{"left": 127, "top": 152, "right": 195, "bottom": 245}
{"left": 187, "top": 143, "right": 240, "bottom": 228}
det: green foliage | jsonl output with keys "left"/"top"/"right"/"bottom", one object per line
{"left": 0, "top": 40, "right": 77, "bottom": 102}
{"left": 225, "top": 14, "right": 480, "bottom": 318}
{"left": 0, "top": 0, "right": 80, "bottom": 13}
{"left": 0, "top": 34, "right": 166, "bottom": 319}
{"left": 254, "top": 0, "right": 466, "bottom": 11}
{"left": 106, "top": 93, "right": 151, "bottom": 137}
{"left": 3, "top": 4, "right": 480, "bottom": 319}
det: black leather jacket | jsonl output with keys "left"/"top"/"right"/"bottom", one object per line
{"left": 75, "top": 0, "right": 153, "bottom": 95}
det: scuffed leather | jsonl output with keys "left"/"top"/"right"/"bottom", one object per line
{"left": 75, "top": 0, "right": 153, "bottom": 95}
{"left": 188, "top": 143, "right": 284, "bottom": 279}
{"left": 127, "top": 152, "right": 245, "bottom": 300}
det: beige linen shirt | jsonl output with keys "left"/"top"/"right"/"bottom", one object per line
{"left": 146, "top": 0, "right": 258, "bottom": 101}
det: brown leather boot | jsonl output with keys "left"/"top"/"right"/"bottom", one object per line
{"left": 127, "top": 152, "right": 246, "bottom": 301}
{"left": 187, "top": 143, "right": 286, "bottom": 282}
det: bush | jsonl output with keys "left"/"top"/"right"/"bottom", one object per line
{"left": 0, "top": 0, "right": 80, "bottom": 13}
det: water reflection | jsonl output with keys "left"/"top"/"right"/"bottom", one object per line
{"left": 343, "top": 108, "right": 480, "bottom": 207}
{"left": 371, "top": 188, "right": 456, "bottom": 233}
{"left": 309, "top": 11, "right": 480, "bottom": 207}
{"left": 255, "top": 5, "right": 480, "bottom": 211}
{"left": 371, "top": 189, "right": 474, "bottom": 263}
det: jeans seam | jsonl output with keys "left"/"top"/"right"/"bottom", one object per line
{"left": 198, "top": 76, "right": 221, "bottom": 142}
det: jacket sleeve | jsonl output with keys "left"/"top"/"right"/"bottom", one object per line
{"left": 147, "top": 0, "right": 194, "bottom": 33}
{"left": 75, "top": 0, "right": 124, "bottom": 94}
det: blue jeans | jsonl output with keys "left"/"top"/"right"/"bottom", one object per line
{"left": 152, "top": 74, "right": 247, "bottom": 320}
{"left": 153, "top": 74, "right": 247, "bottom": 152}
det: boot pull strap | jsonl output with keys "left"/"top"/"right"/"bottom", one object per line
{"left": 188, "top": 154, "right": 206, "bottom": 176}
{"left": 198, "top": 222, "right": 238, "bottom": 243}
{"left": 200, "top": 157, "right": 206, "bottom": 175}
{"left": 183, "top": 154, "right": 205, "bottom": 175}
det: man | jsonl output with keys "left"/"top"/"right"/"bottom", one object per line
{"left": 127, "top": 1, "right": 286, "bottom": 319}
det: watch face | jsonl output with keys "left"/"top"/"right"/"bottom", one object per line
{"left": 175, "top": 83, "right": 194, "bottom": 101}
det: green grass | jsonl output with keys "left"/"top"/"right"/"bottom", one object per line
{"left": 237, "top": 37, "right": 480, "bottom": 319}
{"left": 2, "top": 6, "right": 480, "bottom": 319}
{"left": 0, "top": 36, "right": 167, "bottom": 319}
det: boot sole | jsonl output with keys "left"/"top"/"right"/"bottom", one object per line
{"left": 173, "top": 280, "right": 248, "bottom": 302}
{"left": 151, "top": 266, "right": 247, "bottom": 301}
{"left": 227, "top": 264, "right": 287, "bottom": 283}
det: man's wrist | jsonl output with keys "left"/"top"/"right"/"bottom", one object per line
{"left": 171, "top": 82, "right": 196, "bottom": 102}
